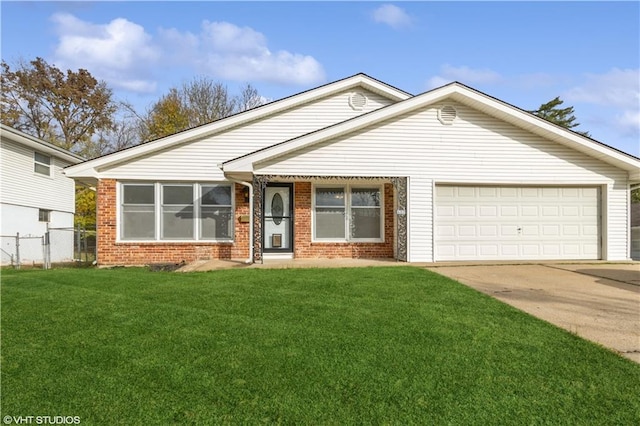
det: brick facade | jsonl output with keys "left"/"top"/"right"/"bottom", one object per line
{"left": 96, "top": 179, "right": 249, "bottom": 266}
{"left": 96, "top": 179, "right": 394, "bottom": 266}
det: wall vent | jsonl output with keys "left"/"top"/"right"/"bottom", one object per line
{"left": 438, "top": 105, "right": 457, "bottom": 125}
{"left": 349, "top": 92, "right": 368, "bottom": 110}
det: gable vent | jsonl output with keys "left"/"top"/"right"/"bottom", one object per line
{"left": 438, "top": 105, "right": 457, "bottom": 125}
{"left": 349, "top": 92, "right": 368, "bottom": 110}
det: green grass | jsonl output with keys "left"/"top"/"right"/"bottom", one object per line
{"left": 2, "top": 266, "right": 639, "bottom": 425}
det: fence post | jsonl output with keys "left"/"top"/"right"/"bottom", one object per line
{"left": 15, "top": 232, "right": 20, "bottom": 269}
{"left": 82, "top": 227, "right": 87, "bottom": 262}
{"left": 76, "top": 223, "right": 81, "bottom": 261}
{"left": 45, "top": 223, "right": 51, "bottom": 270}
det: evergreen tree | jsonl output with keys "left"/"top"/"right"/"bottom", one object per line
{"left": 529, "top": 96, "right": 590, "bottom": 137}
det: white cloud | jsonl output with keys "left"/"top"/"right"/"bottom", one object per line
{"left": 50, "top": 14, "right": 326, "bottom": 95}
{"left": 372, "top": 4, "right": 413, "bottom": 29}
{"left": 427, "top": 64, "right": 502, "bottom": 88}
{"left": 565, "top": 68, "right": 640, "bottom": 110}
{"left": 565, "top": 68, "right": 640, "bottom": 139}
{"left": 51, "top": 13, "right": 159, "bottom": 93}
{"left": 195, "top": 21, "right": 325, "bottom": 85}
{"left": 201, "top": 21, "right": 268, "bottom": 55}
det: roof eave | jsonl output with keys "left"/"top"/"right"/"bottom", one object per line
{"left": 1, "top": 124, "right": 84, "bottom": 164}
{"left": 224, "top": 82, "right": 640, "bottom": 176}
{"left": 64, "top": 74, "right": 411, "bottom": 177}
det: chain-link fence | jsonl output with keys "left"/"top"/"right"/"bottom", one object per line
{"left": 1, "top": 225, "right": 96, "bottom": 269}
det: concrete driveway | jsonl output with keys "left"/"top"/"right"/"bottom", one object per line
{"left": 425, "top": 263, "right": 640, "bottom": 363}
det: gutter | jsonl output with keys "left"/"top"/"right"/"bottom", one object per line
{"left": 221, "top": 169, "right": 254, "bottom": 264}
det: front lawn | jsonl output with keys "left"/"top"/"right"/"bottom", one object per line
{"left": 2, "top": 266, "right": 639, "bottom": 424}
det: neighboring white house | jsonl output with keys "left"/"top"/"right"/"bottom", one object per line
{"left": 64, "top": 74, "right": 640, "bottom": 266}
{"left": 1, "top": 124, "right": 84, "bottom": 265}
{"left": 632, "top": 201, "right": 640, "bottom": 260}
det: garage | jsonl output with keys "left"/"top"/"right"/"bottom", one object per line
{"left": 435, "top": 185, "right": 600, "bottom": 261}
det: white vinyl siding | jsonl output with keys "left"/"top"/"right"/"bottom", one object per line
{"left": 119, "top": 182, "right": 234, "bottom": 242}
{"left": 256, "top": 101, "right": 630, "bottom": 261}
{"left": 407, "top": 177, "right": 433, "bottom": 262}
{"left": 0, "top": 138, "right": 76, "bottom": 213}
{"left": 101, "top": 89, "right": 395, "bottom": 181}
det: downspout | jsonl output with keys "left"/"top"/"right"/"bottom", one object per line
{"left": 221, "top": 168, "right": 254, "bottom": 264}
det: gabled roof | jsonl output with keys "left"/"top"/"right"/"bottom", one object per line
{"left": 64, "top": 73, "right": 411, "bottom": 178}
{"left": 1, "top": 124, "right": 84, "bottom": 164}
{"left": 223, "top": 82, "right": 640, "bottom": 182}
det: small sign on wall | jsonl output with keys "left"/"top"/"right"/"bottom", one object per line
{"left": 396, "top": 209, "right": 406, "bottom": 216}
{"left": 238, "top": 215, "right": 250, "bottom": 223}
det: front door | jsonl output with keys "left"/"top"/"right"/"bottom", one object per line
{"left": 263, "top": 183, "right": 293, "bottom": 253}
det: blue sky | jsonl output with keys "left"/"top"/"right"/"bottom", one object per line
{"left": 2, "top": 1, "right": 639, "bottom": 155}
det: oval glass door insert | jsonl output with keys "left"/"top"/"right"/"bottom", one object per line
{"left": 271, "top": 193, "right": 284, "bottom": 225}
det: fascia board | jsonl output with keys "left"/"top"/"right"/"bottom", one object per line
{"left": 450, "top": 88, "right": 640, "bottom": 172}
{"left": 223, "top": 86, "right": 458, "bottom": 172}
{"left": 64, "top": 74, "right": 410, "bottom": 178}
{"left": 225, "top": 83, "right": 640, "bottom": 175}
{"left": 1, "top": 124, "right": 84, "bottom": 164}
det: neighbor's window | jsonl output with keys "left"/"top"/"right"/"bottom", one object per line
{"left": 121, "top": 184, "right": 156, "bottom": 240}
{"left": 34, "top": 152, "right": 51, "bottom": 176}
{"left": 314, "top": 185, "right": 382, "bottom": 241}
{"left": 38, "top": 209, "right": 51, "bottom": 222}
{"left": 120, "top": 182, "right": 234, "bottom": 241}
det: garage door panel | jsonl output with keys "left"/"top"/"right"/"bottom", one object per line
{"left": 435, "top": 186, "right": 600, "bottom": 261}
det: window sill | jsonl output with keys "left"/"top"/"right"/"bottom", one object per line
{"left": 311, "top": 239, "right": 385, "bottom": 244}
{"left": 116, "top": 240, "right": 235, "bottom": 244}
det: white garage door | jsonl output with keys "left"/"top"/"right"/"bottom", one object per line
{"left": 435, "top": 186, "right": 600, "bottom": 261}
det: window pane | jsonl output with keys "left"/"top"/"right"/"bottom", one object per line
{"left": 316, "top": 207, "right": 345, "bottom": 238}
{"left": 34, "top": 152, "right": 50, "bottom": 165}
{"left": 202, "top": 185, "right": 232, "bottom": 206}
{"left": 351, "top": 208, "right": 381, "bottom": 239}
{"left": 200, "top": 207, "right": 232, "bottom": 239}
{"left": 162, "top": 206, "right": 194, "bottom": 239}
{"left": 39, "top": 209, "right": 51, "bottom": 222}
{"left": 316, "top": 188, "right": 345, "bottom": 206}
{"left": 34, "top": 163, "right": 50, "bottom": 175}
{"left": 124, "top": 185, "right": 154, "bottom": 204}
{"left": 163, "top": 185, "right": 193, "bottom": 205}
{"left": 351, "top": 188, "right": 380, "bottom": 207}
{"left": 122, "top": 205, "right": 155, "bottom": 239}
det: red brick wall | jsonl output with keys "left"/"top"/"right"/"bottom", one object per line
{"left": 96, "top": 179, "right": 394, "bottom": 266}
{"left": 293, "top": 182, "right": 394, "bottom": 259}
{"left": 96, "top": 179, "right": 250, "bottom": 266}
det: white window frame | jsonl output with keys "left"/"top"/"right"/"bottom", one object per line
{"left": 117, "top": 182, "right": 235, "bottom": 243}
{"left": 161, "top": 184, "right": 195, "bottom": 240}
{"left": 199, "top": 184, "right": 234, "bottom": 241}
{"left": 34, "top": 152, "right": 52, "bottom": 177}
{"left": 120, "top": 183, "right": 156, "bottom": 241}
{"left": 312, "top": 183, "right": 384, "bottom": 243}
